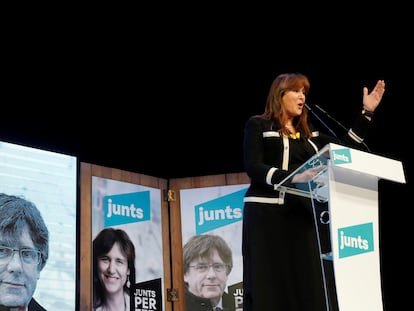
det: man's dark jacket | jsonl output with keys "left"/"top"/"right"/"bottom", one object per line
{"left": 0, "top": 299, "right": 46, "bottom": 311}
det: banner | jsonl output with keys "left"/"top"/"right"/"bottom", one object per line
{"left": 180, "top": 184, "right": 249, "bottom": 311}
{"left": 92, "top": 177, "right": 164, "bottom": 311}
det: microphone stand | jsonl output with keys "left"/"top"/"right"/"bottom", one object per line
{"left": 313, "top": 104, "right": 371, "bottom": 152}
{"left": 305, "top": 104, "right": 338, "bottom": 138}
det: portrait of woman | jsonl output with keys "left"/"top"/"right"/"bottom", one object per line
{"left": 93, "top": 228, "right": 136, "bottom": 311}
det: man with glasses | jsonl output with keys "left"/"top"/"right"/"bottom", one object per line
{"left": 0, "top": 193, "right": 49, "bottom": 311}
{"left": 183, "top": 234, "right": 233, "bottom": 311}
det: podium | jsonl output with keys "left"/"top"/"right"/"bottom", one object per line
{"left": 274, "top": 143, "right": 406, "bottom": 311}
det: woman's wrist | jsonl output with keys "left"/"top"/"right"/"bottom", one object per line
{"left": 362, "top": 106, "right": 374, "bottom": 118}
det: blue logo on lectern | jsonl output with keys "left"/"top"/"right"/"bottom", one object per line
{"left": 332, "top": 148, "right": 352, "bottom": 165}
{"left": 338, "top": 222, "right": 374, "bottom": 258}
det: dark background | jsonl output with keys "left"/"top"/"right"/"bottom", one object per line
{"left": 1, "top": 13, "right": 410, "bottom": 310}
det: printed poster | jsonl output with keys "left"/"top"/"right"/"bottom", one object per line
{"left": 92, "top": 176, "right": 164, "bottom": 311}
{"left": 180, "top": 184, "right": 249, "bottom": 311}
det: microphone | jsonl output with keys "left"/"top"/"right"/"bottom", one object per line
{"left": 309, "top": 103, "right": 371, "bottom": 152}
{"left": 305, "top": 103, "right": 338, "bottom": 138}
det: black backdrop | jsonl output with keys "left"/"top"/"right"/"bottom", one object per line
{"left": 2, "top": 17, "right": 410, "bottom": 310}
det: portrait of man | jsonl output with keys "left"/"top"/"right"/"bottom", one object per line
{"left": 183, "top": 234, "right": 234, "bottom": 311}
{"left": 0, "top": 140, "right": 78, "bottom": 311}
{"left": 0, "top": 193, "right": 49, "bottom": 311}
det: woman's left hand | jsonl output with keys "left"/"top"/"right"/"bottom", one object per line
{"left": 363, "top": 80, "right": 385, "bottom": 112}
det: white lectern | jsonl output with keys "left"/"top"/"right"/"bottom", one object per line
{"left": 274, "top": 143, "right": 406, "bottom": 311}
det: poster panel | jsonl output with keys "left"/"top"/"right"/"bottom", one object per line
{"left": 180, "top": 184, "right": 249, "bottom": 311}
{"left": 91, "top": 176, "right": 164, "bottom": 311}
{"left": 0, "top": 140, "right": 78, "bottom": 310}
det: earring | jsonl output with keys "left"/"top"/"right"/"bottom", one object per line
{"left": 127, "top": 275, "right": 130, "bottom": 288}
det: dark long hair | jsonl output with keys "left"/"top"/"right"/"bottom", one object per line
{"left": 92, "top": 228, "right": 136, "bottom": 309}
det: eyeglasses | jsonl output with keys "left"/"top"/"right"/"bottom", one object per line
{"left": 189, "top": 263, "right": 228, "bottom": 273}
{"left": 0, "top": 246, "right": 41, "bottom": 265}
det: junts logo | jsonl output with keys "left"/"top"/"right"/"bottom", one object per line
{"left": 104, "top": 191, "right": 151, "bottom": 226}
{"left": 332, "top": 148, "right": 352, "bottom": 165}
{"left": 338, "top": 222, "right": 374, "bottom": 258}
